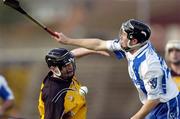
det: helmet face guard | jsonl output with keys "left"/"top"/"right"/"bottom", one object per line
{"left": 120, "top": 19, "right": 151, "bottom": 51}
{"left": 45, "top": 48, "right": 76, "bottom": 77}
{"left": 46, "top": 52, "right": 75, "bottom": 68}
{"left": 121, "top": 19, "right": 151, "bottom": 43}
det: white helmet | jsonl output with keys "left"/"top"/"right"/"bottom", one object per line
{"left": 165, "top": 40, "right": 180, "bottom": 60}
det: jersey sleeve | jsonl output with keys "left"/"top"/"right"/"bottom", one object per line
{"left": 0, "top": 76, "right": 14, "bottom": 100}
{"left": 143, "top": 62, "right": 164, "bottom": 100}
{"left": 106, "top": 39, "right": 126, "bottom": 59}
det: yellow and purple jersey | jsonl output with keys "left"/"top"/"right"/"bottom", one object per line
{"left": 38, "top": 72, "right": 87, "bottom": 119}
{"left": 171, "top": 70, "right": 180, "bottom": 91}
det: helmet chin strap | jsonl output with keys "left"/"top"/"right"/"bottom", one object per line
{"left": 125, "top": 40, "right": 148, "bottom": 52}
{"left": 51, "top": 67, "right": 61, "bottom": 78}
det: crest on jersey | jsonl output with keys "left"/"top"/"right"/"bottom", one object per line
{"left": 169, "top": 112, "right": 177, "bottom": 119}
{"left": 148, "top": 78, "right": 157, "bottom": 89}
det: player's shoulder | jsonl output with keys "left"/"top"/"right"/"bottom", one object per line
{"left": 0, "top": 75, "right": 7, "bottom": 86}
{"left": 140, "top": 48, "right": 163, "bottom": 73}
{"left": 0, "top": 75, "right": 6, "bottom": 81}
{"left": 145, "top": 46, "right": 160, "bottom": 62}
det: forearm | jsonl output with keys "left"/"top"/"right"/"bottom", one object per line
{"left": 53, "top": 32, "right": 107, "bottom": 51}
{"left": 67, "top": 38, "right": 107, "bottom": 51}
{"left": 131, "top": 99, "right": 160, "bottom": 119}
{"left": 71, "top": 48, "right": 110, "bottom": 58}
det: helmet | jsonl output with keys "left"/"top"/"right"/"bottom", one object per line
{"left": 45, "top": 48, "right": 75, "bottom": 70}
{"left": 165, "top": 40, "right": 180, "bottom": 58}
{"left": 121, "top": 19, "right": 151, "bottom": 43}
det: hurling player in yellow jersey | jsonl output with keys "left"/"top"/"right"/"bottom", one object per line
{"left": 165, "top": 40, "right": 180, "bottom": 90}
{"left": 38, "top": 48, "right": 109, "bottom": 119}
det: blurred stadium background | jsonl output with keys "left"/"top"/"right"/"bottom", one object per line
{"left": 0, "top": 0, "right": 180, "bottom": 118}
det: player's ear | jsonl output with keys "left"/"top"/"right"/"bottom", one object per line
{"left": 131, "top": 38, "right": 138, "bottom": 45}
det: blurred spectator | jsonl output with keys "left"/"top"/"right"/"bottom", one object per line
{"left": 165, "top": 40, "right": 180, "bottom": 90}
{"left": 0, "top": 75, "right": 14, "bottom": 117}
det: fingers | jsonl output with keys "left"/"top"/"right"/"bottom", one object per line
{"left": 51, "top": 32, "right": 62, "bottom": 42}
{"left": 51, "top": 32, "right": 69, "bottom": 45}
{"left": 54, "top": 32, "right": 61, "bottom": 36}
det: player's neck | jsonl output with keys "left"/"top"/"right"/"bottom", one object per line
{"left": 129, "top": 50, "right": 135, "bottom": 54}
{"left": 129, "top": 49, "right": 138, "bottom": 54}
{"left": 129, "top": 42, "right": 147, "bottom": 55}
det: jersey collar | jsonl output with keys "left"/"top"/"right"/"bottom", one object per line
{"left": 126, "top": 41, "right": 150, "bottom": 60}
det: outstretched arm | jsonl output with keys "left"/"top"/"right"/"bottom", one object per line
{"left": 53, "top": 32, "right": 108, "bottom": 51}
{"left": 70, "top": 47, "right": 110, "bottom": 59}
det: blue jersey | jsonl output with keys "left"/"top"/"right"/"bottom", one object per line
{"left": 106, "top": 40, "right": 180, "bottom": 118}
{"left": 0, "top": 75, "right": 14, "bottom": 101}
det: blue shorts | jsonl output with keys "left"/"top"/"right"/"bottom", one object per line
{"left": 145, "top": 93, "right": 180, "bottom": 119}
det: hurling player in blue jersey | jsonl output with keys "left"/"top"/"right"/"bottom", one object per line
{"left": 52, "top": 19, "right": 180, "bottom": 119}
{"left": 0, "top": 75, "right": 14, "bottom": 117}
